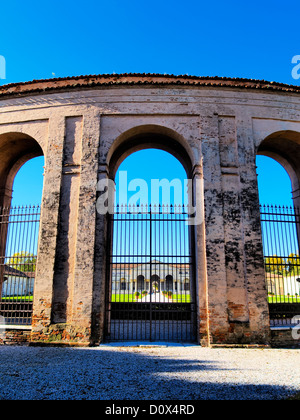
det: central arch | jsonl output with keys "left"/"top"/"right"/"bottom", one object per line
{"left": 103, "top": 126, "right": 198, "bottom": 343}
{"left": 107, "top": 124, "right": 195, "bottom": 180}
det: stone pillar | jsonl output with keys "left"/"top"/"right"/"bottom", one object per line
{"left": 218, "top": 116, "right": 250, "bottom": 342}
{"left": 92, "top": 162, "right": 110, "bottom": 344}
{"left": 31, "top": 111, "right": 101, "bottom": 345}
{"left": 201, "top": 113, "right": 270, "bottom": 345}
{"left": 235, "top": 115, "right": 270, "bottom": 343}
{"left": 72, "top": 112, "right": 100, "bottom": 342}
{"left": 31, "top": 115, "right": 65, "bottom": 337}
{"left": 72, "top": 112, "right": 100, "bottom": 344}
{"left": 200, "top": 113, "right": 230, "bottom": 343}
{"left": 192, "top": 163, "right": 210, "bottom": 346}
{"left": 51, "top": 116, "right": 83, "bottom": 325}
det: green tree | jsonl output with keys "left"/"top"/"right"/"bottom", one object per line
{"left": 287, "top": 253, "right": 300, "bottom": 276}
{"left": 7, "top": 252, "right": 36, "bottom": 272}
{"left": 265, "top": 255, "right": 286, "bottom": 275}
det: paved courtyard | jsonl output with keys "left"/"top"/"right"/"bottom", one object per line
{"left": 0, "top": 344, "right": 299, "bottom": 400}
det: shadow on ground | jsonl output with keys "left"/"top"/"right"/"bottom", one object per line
{"left": 0, "top": 345, "right": 298, "bottom": 400}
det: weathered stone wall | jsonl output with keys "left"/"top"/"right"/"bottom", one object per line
{"left": 271, "top": 328, "right": 300, "bottom": 348}
{"left": 0, "top": 327, "right": 31, "bottom": 345}
{"left": 0, "top": 77, "right": 299, "bottom": 346}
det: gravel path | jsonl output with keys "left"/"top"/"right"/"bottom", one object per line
{"left": 0, "top": 344, "right": 299, "bottom": 400}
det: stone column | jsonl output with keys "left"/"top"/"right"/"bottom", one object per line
{"left": 200, "top": 112, "right": 271, "bottom": 345}
{"left": 31, "top": 115, "right": 65, "bottom": 338}
{"left": 71, "top": 112, "right": 100, "bottom": 344}
{"left": 32, "top": 111, "right": 102, "bottom": 345}
{"left": 92, "top": 162, "right": 110, "bottom": 344}
{"left": 192, "top": 162, "right": 210, "bottom": 346}
{"left": 218, "top": 116, "right": 250, "bottom": 343}
{"left": 235, "top": 114, "right": 270, "bottom": 344}
{"left": 200, "top": 113, "right": 230, "bottom": 344}
{"left": 51, "top": 116, "right": 83, "bottom": 326}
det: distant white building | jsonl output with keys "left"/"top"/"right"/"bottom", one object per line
{"left": 1, "top": 265, "right": 34, "bottom": 298}
{"left": 266, "top": 273, "right": 300, "bottom": 297}
{"left": 282, "top": 275, "right": 300, "bottom": 296}
{"left": 111, "top": 260, "right": 191, "bottom": 294}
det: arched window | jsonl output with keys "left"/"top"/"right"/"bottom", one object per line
{"left": 165, "top": 275, "right": 173, "bottom": 291}
{"left": 150, "top": 274, "right": 160, "bottom": 293}
{"left": 137, "top": 275, "right": 145, "bottom": 291}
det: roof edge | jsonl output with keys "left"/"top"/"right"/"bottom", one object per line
{"left": 0, "top": 73, "right": 300, "bottom": 98}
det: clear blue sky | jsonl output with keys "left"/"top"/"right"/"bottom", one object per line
{"left": 11, "top": 152, "right": 293, "bottom": 207}
{"left": 1, "top": 0, "right": 299, "bottom": 206}
{"left": 1, "top": 0, "right": 299, "bottom": 85}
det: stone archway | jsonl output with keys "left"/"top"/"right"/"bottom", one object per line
{"left": 101, "top": 126, "right": 199, "bottom": 343}
{"left": 2, "top": 73, "right": 299, "bottom": 347}
{"left": 257, "top": 130, "right": 300, "bottom": 326}
{"left": 107, "top": 124, "right": 196, "bottom": 180}
{"left": 0, "top": 132, "right": 44, "bottom": 327}
{"left": 0, "top": 132, "right": 43, "bottom": 209}
{"left": 257, "top": 130, "right": 300, "bottom": 210}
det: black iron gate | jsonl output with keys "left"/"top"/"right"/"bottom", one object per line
{"left": 260, "top": 204, "right": 300, "bottom": 326}
{"left": 0, "top": 205, "right": 40, "bottom": 325}
{"left": 105, "top": 204, "right": 197, "bottom": 342}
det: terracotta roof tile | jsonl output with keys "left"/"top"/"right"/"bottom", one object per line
{"left": 0, "top": 73, "right": 299, "bottom": 98}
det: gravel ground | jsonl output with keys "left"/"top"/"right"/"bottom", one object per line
{"left": 0, "top": 344, "right": 299, "bottom": 400}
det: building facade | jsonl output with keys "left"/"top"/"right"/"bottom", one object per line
{"left": 111, "top": 261, "right": 191, "bottom": 294}
{"left": 0, "top": 74, "right": 300, "bottom": 346}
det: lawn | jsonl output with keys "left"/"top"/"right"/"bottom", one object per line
{"left": 268, "top": 295, "right": 300, "bottom": 303}
{"left": 110, "top": 293, "right": 191, "bottom": 303}
{"left": 1, "top": 296, "right": 33, "bottom": 302}
{"left": 111, "top": 294, "right": 136, "bottom": 302}
{"left": 1, "top": 294, "right": 298, "bottom": 305}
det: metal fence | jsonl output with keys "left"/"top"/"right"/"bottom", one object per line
{"left": 3, "top": 202, "right": 297, "bottom": 330}
{"left": 0, "top": 205, "right": 40, "bottom": 325}
{"left": 105, "top": 204, "right": 197, "bottom": 342}
{"left": 260, "top": 204, "right": 300, "bottom": 326}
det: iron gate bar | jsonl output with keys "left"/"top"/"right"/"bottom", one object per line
{"left": 260, "top": 204, "right": 300, "bottom": 325}
{"left": 0, "top": 205, "right": 40, "bottom": 325}
{"left": 105, "top": 204, "right": 196, "bottom": 342}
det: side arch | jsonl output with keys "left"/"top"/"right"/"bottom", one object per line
{"left": 0, "top": 131, "right": 45, "bottom": 326}
{"left": 256, "top": 129, "right": 300, "bottom": 326}
{"left": 0, "top": 132, "right": 44, "bottom": 208}
{"left": 257, "top": 130, "right": 300, "bottom": 208}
